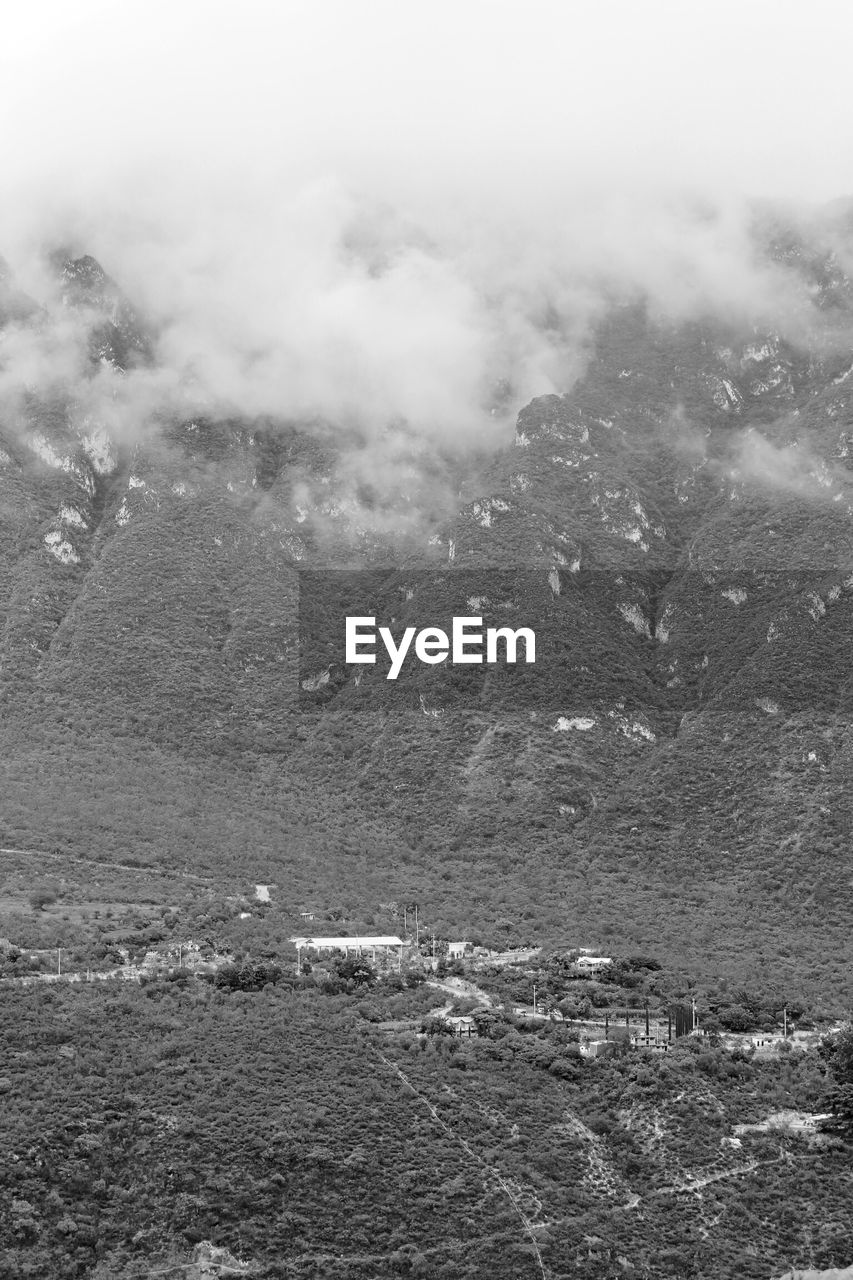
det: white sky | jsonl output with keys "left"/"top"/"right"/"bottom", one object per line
{"left": 3, "top": 0, "right": 852, "bottom": 203}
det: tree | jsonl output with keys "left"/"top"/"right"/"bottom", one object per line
{"left": 819, "top": 1022, "right": 853, "bottom": 1136}
{"left": 717, "top": 1004, "right": 755, "bottom": 1032}
{"left": 29, "top": 888, "right": 57, "bottom": 912}
{"left": 333, "top": 955, "right": 377, "bottom": 988}
{"left": 214, "top": 961, "right": 282, "bottom": 992}
{"left": 422, "top": 1016, "right": 455, "bottom": 1037}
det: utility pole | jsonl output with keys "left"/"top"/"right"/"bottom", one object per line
{"left": 430, "top": 933, "right": 436, "bottom": 958}
{"left": 532, "top": 984, "right": 537, "bottom": 1016}
{"left": 57, "top": 948, "right": 61, "bottom": 977}
{"left": 783, "top": 1006, "right": 787, "bottom": 1038}
{"left": 692, "top": 996, "right": 697, "bottom": 1033}
{"left": 414, "top": 904, "right": 419, "bottom": 948}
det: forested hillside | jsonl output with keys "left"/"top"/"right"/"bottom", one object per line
{"left": 1, "top": 977, "right": 850, "bottom": 1279}
{"left": 0, "top": 209, "right": 852, "bottom": 998}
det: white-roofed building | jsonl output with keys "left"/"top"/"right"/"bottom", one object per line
{"left": 574, "top": 955, "right": 613, "bottom": 974}
{"left": 290, "top": 935, "right": 405, "bottom": 971}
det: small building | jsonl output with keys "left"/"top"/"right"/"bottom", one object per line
{"left": 750, "top": 1034, "right": 788, "bottom": 1057}
{"left": 574, "top": 955, "right": 613, "bottom": 975}
{"left": 424, "top": 1013, "right": 478, "bottom": 1038}
{"left": 579, "top": 1039, "right": 622, "bottom": 1059}
{"left": 446, "top": 1014, "right": 477, "bottom": 1037}
{"left": 447, "top": 940, "right": 468, "bottom": 960}
{"left": 632, "top": 1032, "right": 669, "bottom": 1052}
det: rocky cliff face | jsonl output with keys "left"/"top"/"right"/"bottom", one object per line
{"left": 0, "top": 219, "right": 851, "bottom": 999}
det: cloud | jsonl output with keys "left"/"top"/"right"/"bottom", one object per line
{"left": 0, "top": 0, "right": 852, "bottom": 542}
{"left": 727, "top": 428, "right": 848, "bottom": 502}
{"left": 0, "top": 181, "right": 828, "bottom": 440}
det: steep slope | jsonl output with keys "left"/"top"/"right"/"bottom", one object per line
{"left": 0, "top": 219, "right": 851, "bottom": 1003}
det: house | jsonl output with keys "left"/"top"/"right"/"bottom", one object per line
{"left": 447, "top": 940, "right": 468, "bottom": 960}
{"left": 446, "top": 1015, "right": 477, "bottom": 1037}
{"left": 579, "top": 1039, "right": 622, "bottom": 1059}
{"left": 425, "top": 1013, "right": 478, "bottom": 1038}
{"left": 632, "top": 1032, "right": 669, "bottom": 1052}
{"left": 750, "top": 1034, "right": 789, "bottom": 1057}
{"left": 574, "top": 955, "right": 613, "bottom": 975}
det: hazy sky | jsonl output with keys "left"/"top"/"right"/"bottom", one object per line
{"left": 1, "top": 2, "right": 852, "bottom": 447}
{"left": 4, "top": 0, "right": 852, "bottom": 201}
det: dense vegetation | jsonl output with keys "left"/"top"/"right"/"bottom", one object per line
{"left": 0, "top": 978, "right": 851, "bottom": 1278}
{"left": 2, "top": 223, "right": 853, "bottom": 1275}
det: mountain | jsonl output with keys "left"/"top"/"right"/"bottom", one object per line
{"left": 0, "top": 214, "right": 852, "bottom": 1009}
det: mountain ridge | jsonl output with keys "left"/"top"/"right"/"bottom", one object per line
{"left": 0, "top": 217, "right": 851, "bottom": 1006}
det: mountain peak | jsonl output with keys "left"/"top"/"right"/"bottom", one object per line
{"left": 41, "top": 249, "right": 154, "bottom": 369}
{"left": 54, "top": 252, "right": 113, "bottom": 307}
